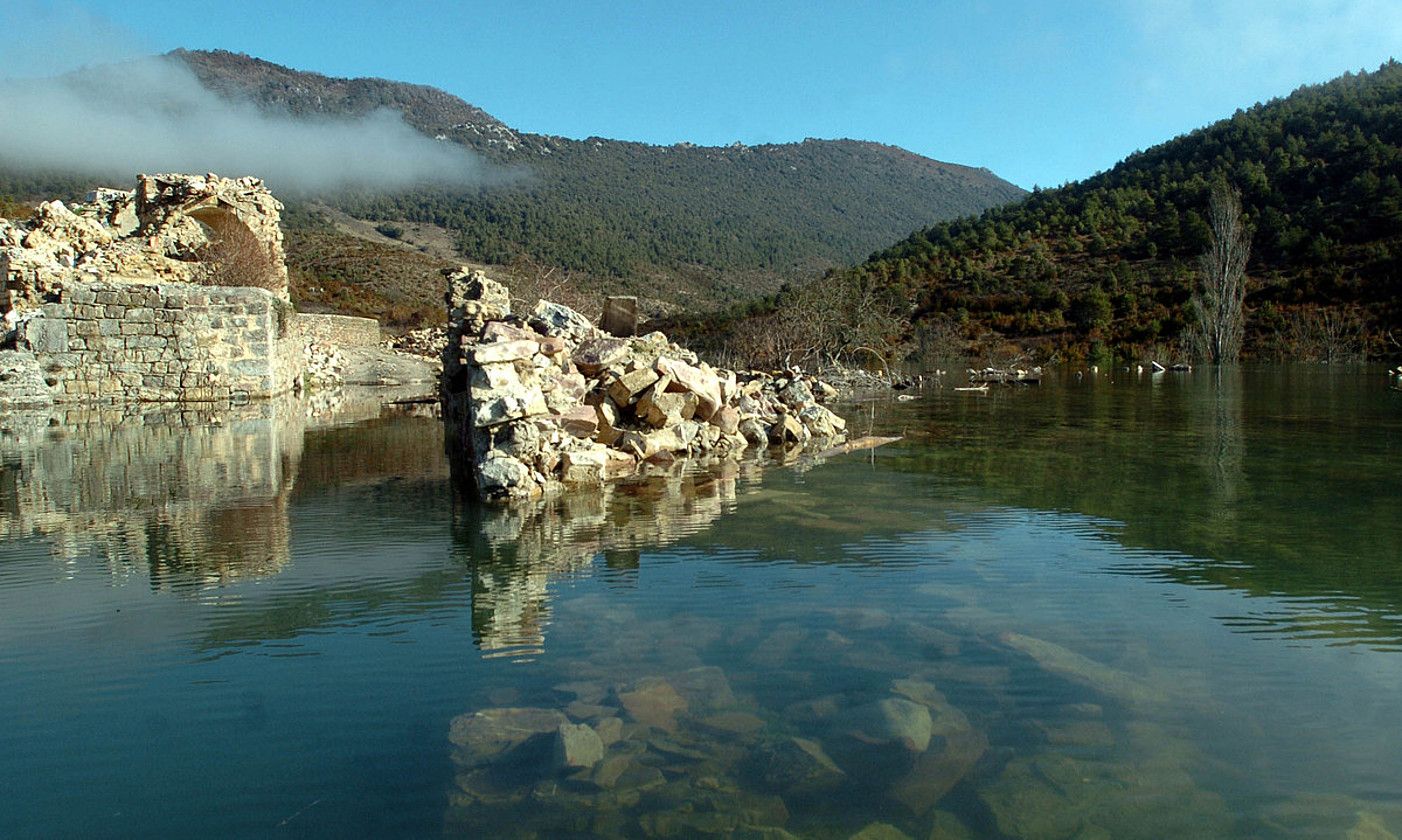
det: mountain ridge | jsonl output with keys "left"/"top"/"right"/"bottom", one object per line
{"left": 169, "top": 49, "right": 1025, "bottom": 295}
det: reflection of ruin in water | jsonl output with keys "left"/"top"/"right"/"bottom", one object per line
{"left": 455, "top": 452, "right": 798, "bottom": 661}
{"left": 0, "top": 389, "right": 422, "bottom": 591}
{"left": 0, "top": 400, "right": 305, "bottom": 588}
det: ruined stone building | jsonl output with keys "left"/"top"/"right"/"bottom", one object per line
{"left": 0, "top": 173, "right": 305, "bottom": 406}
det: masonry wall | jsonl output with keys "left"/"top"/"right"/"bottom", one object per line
{"left": 13, "top": 280, "right": 305, "bottom": 403}
{"left": 293, "top": 312, "right": 382, "bottom": 349}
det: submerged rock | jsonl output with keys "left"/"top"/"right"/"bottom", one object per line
{"left": 845, "top": 697, "right": 934, "bottom": 753}
{"left": 927, "top": 810, "right": 977, "bottom": 840}
{"left": 1260, "top": 794, "right": 1402, "bottom": 839}
{"left": 636, "top": 787, "right": 790, "bottom": 839}
{"left": 884, "top": 679, "right": 987, "bottom": 815}
{"left": 747, "top": 736, "right": 846, "bottom": 796}
{"left": 888, "top": 726, "right": 988, "bottom": 816}
{"left": 616, "top": 677, "right": 689, "bottom": 731}
{"left": 979, "top": 752, "right": 1232, "bottom": 839}
{"left": 670, "top": 665, "right": 738, "bottom": 713}
{"left": 449, "top": 707, "right": 569, "bottom": 768}
{"left": 594, "top": 716, "right": 624, "bottom": 747}
{"left": 848, "top": 823, "right": 913, "bottom": 840}
{"left": 1000, "top": 631, "right": 1163, "bottom": 707}
{"left": 553, "top": 721, "right": 605, "bottom": 770}
{"left": 697, "top": 711, "right": 767, "bottom": 737}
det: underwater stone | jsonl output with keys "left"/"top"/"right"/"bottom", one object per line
{"left": 448, "top": 707, "right": 569, "bottom": 768}
{"left": 553, "top": 680, "right": 607, "bottom": 704}
{"left": 927, "top": 810, "right": 977, "bottom": 840}
{"left": 748, "top": 736, "right": 845, "bottom": 796}
{"left": 594, "top": 716, "right": 624, "bottom": 747}
{"left": 980, "top": 753, "right": 1233, "bottom": 840}
{"left": 565, "top": 700, "right": 614, "bottom": 720}
{"left": 846, "top": 697, "right": 933, "bottom": 753}
{"left": 616, "top": 677, "right": 689, "bottom": 731}
{"left": 553, "top": 722, "right": 604, "bottom": 770}
{"left": 670, "top": 665, "right": 737, "bottom": 713}
{"left": 697, "top": 711, "right": 766, "bottom": 737}
{"left": 848, "top": 824, "right": 913, "bottom": 840}
{"left": 1000, "top": 631, "right": 1163, "bottom": 707}
{"left": 888, "top": 727, "right": 988, "bottom": 816}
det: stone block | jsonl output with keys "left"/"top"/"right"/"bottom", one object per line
{"left": 475, "top": 454, "right": 535, "bottom": 499}
{"left": 709, "top": 405, "right": 740, "bottom": 436}
{"left": 637, "top": 387, "right": 686, "bottom": 428}
{"left": 560, "top": 449, "right": 608, "bottom": 484}
{"left": 471, "top": 339, "right": 539, "bottom": 365}
{"left": 603, "top": 449, "right": 638, "bottom": 478}
{"left": 472, "top": 389, "right": 547, "bottom": 427}
{"left": 537, "top": 335, "right": 569, "bottom": 356}
{"left": 655, "top": 356, "right": 721, "bottom": 420}
{"left": 571, "top": 337, "right": 630, "bottom": 375}
{"left": 601, "top": 296, "right": 638, "bottom": 337}
{"left": 481, "top": 321, "right": 539, "bottom": 344}
{"left": 529, "top": 299, "right": 596, "bottom": 341}
{"left": 558, "top": 404, "right": 600, "bottom": 438}
{"left": 607, "top": 367, "right": 659, "bottom": 406}
{"left": 769, "top": 414, "right": 806, "bottom": 444}
{"left": 21, "top": 317, "right": 69, "bottom": 354}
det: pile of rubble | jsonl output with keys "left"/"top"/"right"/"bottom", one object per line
{"left": 442, "top": 269, "right": 848, "bottom": 501}
{"left": 302, "top": 339, "right": 346, "bottom": 389}
{"left": 385, "top": 324, "right": 448, "bottom": 361}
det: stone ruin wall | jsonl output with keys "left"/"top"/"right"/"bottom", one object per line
{"left": 0, "top": 174, "right": 304, "bottom": 405}
{"left": 292, "top": 313, "right": 383, "bottom": 349}
{"left": 8, "top": 280, "right": 303, "bottom": 404}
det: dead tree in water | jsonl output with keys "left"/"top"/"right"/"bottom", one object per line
{"left": 1191, "top": 185, "right": 1251, "bottom": 364}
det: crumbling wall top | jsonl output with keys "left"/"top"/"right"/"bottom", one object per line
{"left": 1, "top": 173, "right": 289, "bottom": 321}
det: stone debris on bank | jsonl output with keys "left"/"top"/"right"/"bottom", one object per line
{"left": 441, "top": 269, "right": 848, "bottom": 501}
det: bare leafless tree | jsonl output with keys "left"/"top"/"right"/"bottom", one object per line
{"left": 1272, "top": 306, "right": 1366, "bottom": 363}
{"left": 1190, "top": 184, "right": 1251, "bottom": 364}
{"left": 199, "top": 220, "right": 283, "bottom": 292}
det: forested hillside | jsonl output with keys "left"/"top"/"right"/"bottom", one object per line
{"left": 874, "top": 61, "right": 1402, "bottom": 359}
{"left": 677, "top": 61, "right": 1402, "bottom": 364}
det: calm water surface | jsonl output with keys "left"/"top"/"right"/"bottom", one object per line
{"left": 1, "top": 368, "right": 1399, "bottom": 838}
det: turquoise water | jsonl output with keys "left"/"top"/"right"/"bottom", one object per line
{"left": 1, "top": 368, "right": 1399, "bottom": 838}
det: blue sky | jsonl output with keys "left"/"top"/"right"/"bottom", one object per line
{"left": 4, "top": 0, "right": 1400, "bottom": 188}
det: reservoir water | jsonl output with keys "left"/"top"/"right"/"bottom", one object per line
{"left": 2, "top": 368, "right": 1399, "bottom": 838}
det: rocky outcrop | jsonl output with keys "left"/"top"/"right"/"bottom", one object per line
{"left": 442, "top": 269, "right": 849, "bottom": 501}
